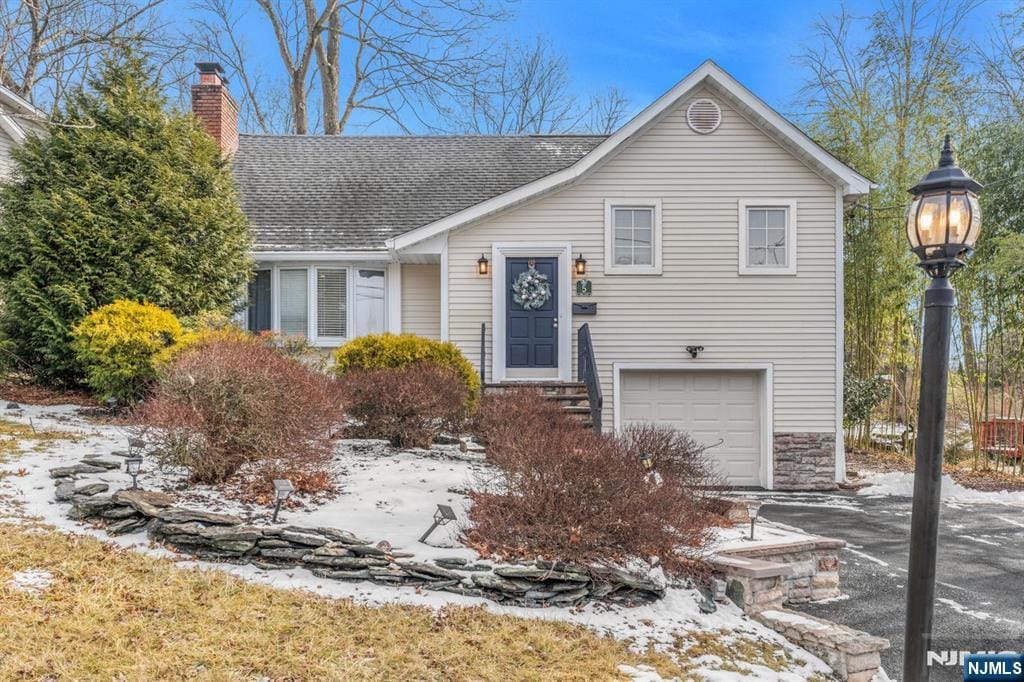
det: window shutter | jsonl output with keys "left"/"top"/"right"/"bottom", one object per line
{"left": 279, "top": 269, "right": 308, "bottom": 336}
{"left": 317, "top": 269, "right": 347, "bottom": 338}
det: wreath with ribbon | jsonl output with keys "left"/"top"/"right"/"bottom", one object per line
{"left": 512, "top": 267, "right": 552, "bottom": 311}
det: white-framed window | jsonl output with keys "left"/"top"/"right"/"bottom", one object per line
{"left": 604, "top": 198, "right": 663, "bottom": 275}
{"left": 738, "top": 199, "right": 797, "bottom": 275}
{"left": 315, "top": 268, "right": 348, "bottom": 341}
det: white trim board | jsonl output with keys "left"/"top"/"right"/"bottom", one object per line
{"left": 490, "top": 242, "right": 573, "bottom": 383}
{"left": 612, "top": 362, "right": 775, "bottom": 490}
{"left": 386, "top": 60, "right": 872, "bottom": 253}
{"left": 253, "top": 250, "right": 391, "bottom": 262}
{"left": 834, "top": 187, "right": 846, "bottom": 483}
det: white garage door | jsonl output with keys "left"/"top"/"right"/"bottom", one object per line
{"left": 619, "top": 370, "right": 763, "bottom": 487}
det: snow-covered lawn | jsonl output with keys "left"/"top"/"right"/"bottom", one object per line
{"left": 856, "top": 471, "right": 1024, "bottom": 506}
{"left": 0, "top": 402, "right": 837, "bottom": 681}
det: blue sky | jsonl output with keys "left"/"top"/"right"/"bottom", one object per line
{"left": 187, "top": 0, "right": 1015, "bottom": 133}
{"left": 507, "top": 0, "right": 1013, "bottom": 119}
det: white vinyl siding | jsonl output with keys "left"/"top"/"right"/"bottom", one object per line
{"left": 401, "top": 263, "right": 441, "bottom": 339}
{"left": 278, "top": 268, "right": 309, "bottom": 336}
{"left": 445, "top": 87, "right": 839, "bottom": 435}
{"left": 316, "top": 269, "right": 347, "bottom": 338}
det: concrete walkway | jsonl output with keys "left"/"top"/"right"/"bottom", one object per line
{"left": 759, "top": 489, "right": 1024, "bottom": 681}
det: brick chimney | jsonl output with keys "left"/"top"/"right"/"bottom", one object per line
{"left": 191, "top": 62, "right": 239, "bottom": 157}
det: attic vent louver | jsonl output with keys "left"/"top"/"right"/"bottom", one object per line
{"left": 686, "top": 98, "right": 721, "bottom": 134}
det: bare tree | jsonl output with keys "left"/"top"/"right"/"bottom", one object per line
{"left": 978, "top": 3, "right": 1024, "bottom": 119}
{"left": 0, "top": 0, "right": 170, "bottom": 111}
{"left": 194, "top": 0, "right": 507, "bottom": 135}
{"left": 446, "top": 37, "right": 631, "bottom": 135}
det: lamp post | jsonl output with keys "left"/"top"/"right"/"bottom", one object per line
{"left": 125, "top": 456, "right": 142, "bottom": 489}
{"left": 902, "top": 135, "right": 982, "bottom": 681}
{"left": 745, "top": 500, "right": 762, "bottom": 541}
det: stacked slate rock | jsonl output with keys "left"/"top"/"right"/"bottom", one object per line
{"left": 51, "top": 474, "right": 666, "bottom": 608}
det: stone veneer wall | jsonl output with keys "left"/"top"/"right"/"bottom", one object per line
{"left": 773, "top": 432, "right": 837, "bottom": 491}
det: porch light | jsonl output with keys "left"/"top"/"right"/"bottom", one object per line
{"left": 125, "top": 456, "right": 143, "bottom": 490}
{"left": 271, "top": 479, "right": 294, "bottom": 523}
{"left": 745, "top": 500, "right": 762, "bottom": 540}
{"left": 477, "top": 254, "right": 489, "bottom": 276}
{"left": 419, "top": 503, "right": 457, "bottom": 544}
{"left": 906, "top": 135, "right": 983, "bottom": 278}
{"left": 574, "top": 253, "right": 587, "bottom": 276}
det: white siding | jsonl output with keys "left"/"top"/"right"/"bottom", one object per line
{"left": 0, "top": 126, "right": 19, "bottom": 178}
{"left": 446, "top": 87, "right": 839, "bottom": 434}
{"left": 401, "top": 263, "right": 441, "bottom": 339}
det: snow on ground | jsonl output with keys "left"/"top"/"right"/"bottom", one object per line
{"left": 857, "top": 471, "right": 1024, "bottom": 506}
{"left": 5, "top": 568, "right": 53, "bottom": 596}
{"left": 0, "top": 402, "right": 835, "bottom": 681}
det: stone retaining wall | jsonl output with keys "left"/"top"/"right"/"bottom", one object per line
{"left": 51, "top": 463, "right": 665, "bottom": 609}
{"left": 773, "top": 432, "right": 837, "bottom": 491}
{"left": 719, "top": 537, "right": 844, "bottom": 604}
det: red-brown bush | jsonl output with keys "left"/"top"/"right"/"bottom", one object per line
{"left": 467, "top": 390, "right": 723, "bottom": 578}
{"left": 339, "top": 362, "right": 469, "bottom": 448}
{"left": 137, "top": 337, "right": 344, "bottom": 489}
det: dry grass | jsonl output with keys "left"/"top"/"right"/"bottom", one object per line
{"left": 0, "top": 524, "right": 687, "bottom": 681}
{"left": 0, "top": 417, "right": 83, "bottom": 460}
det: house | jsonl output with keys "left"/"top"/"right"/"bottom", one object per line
{"left": 191, "top": 61, "right": 872, "bottom": 492}
{"left": 0, "top": 85, "right": 47, "bottom": 178}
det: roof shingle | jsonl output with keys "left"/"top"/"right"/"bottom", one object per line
{"left": 232, "top": 134, "right": 606, "bottom": 252}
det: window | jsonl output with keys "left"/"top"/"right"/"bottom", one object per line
{"left": 604, "top": 199, "right": 662, "bottom": 274}
{"left": 738, "top": 200, "right": 797, "bottom": 275}
{"left": 247, "top": 269, "right": 271, "bottom": 333}
{"left": 279, "top": 268, "right": 309, "bottom": 336}
{"left": 316, "top": 269, "right": 347, "bottom": 338}
{"left": 354, "top": 269, "right": 385, "bottom": 337}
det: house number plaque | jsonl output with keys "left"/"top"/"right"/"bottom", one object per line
{"left": 575, "top": 279, "right": 592, "bottom": 296}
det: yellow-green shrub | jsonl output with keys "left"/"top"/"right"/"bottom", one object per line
{"left": 155, "top": 314, "right": 250, "bottom": 367}
{"left": 332, "top": 333, "right": 480, "bottom": 403}
{"left": 71, "top": 300, "right": 183, "bottom": 404}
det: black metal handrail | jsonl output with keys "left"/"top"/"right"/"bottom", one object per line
{"left": 577, "top": 323, "right": 602, "bottom": 431}
{"left": 479, "top": 322, "right": 487, "bottom": 386}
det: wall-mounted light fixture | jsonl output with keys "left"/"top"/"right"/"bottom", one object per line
{"left": 686, "top": 345, "right": 704, "bottom": 358}
{"left": 574, "top": 253, "right": 587, "bottom": 276}
{"left": 477, "top": 254, "right": 489, "bottom": 276}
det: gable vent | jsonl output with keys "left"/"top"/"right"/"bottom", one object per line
{"left": 686, "top": 98, "right": 721, "bottom": 134}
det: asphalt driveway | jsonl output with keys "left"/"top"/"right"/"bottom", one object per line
{"left": 757, "top": 489, "right": 1024, "bottom": 681}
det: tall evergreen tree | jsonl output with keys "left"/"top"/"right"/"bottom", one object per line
{"left": 0, "top": 51, "right": 252, "bottom": 385}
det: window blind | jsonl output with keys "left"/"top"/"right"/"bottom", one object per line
{"left": 279, "top": 269, "right": 308, "bottom": 336}
{"left": 317, "top": 269, "right": 347, "bottom": 338}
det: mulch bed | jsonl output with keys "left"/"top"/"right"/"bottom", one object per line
{"left": 847, "top": 446, "right": 1024, "bottom": 492}
{"left": 0, "top": 379, "right": 99, "bottom": 407}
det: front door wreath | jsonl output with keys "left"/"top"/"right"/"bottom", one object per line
{"left": 511, "top": 267, "right": 552, "bottom": 311}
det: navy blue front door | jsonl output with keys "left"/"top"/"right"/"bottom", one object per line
{"left": 507, "top": 257, "right": 557, "bottom": 368}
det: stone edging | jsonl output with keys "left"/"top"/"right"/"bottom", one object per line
{"left": 51, "top": 463, "right": 666, "bottom": 608}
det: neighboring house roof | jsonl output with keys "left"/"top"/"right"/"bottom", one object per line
{"left": 233, "top": 134, "right": 606, "bottom": 252}
{"left": 0, "top": 84, "right": 47, "bottom": 143}
{"left": 388, "top": 60, "right": 873, "bottom": 251}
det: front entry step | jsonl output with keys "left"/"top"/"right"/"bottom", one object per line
{"left": 483, "top": 381, "right": 595, "bottom": 429}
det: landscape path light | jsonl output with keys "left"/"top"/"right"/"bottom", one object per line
{"left": 419, "top": 504, "right": 457, "bottom": 544}
{"left": 271, "top": 479, "right": 294, "bottom": 523}
{"left": 125, "top": 456, "right": 142, "bottom": 490}
{"left": 745, "top": 500, "right": 762, "bottom": 541}
{"left": 902, "top": 134, "right": 982, "bottom": 682}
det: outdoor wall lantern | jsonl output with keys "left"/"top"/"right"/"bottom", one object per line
{"left": 125, "top": 456, "right": 143, "bottom": 490}
{"left": 419, "top": 503, "right": 457, "bottom": 544}
{"left": 477, "top": 253, "right": 489, "bottom": 276}
{"left": 271, "top": 479, "right": 294, "bottom": 523}
{"left": 639, "top": 453, "right": 654, "bottom": 471}
{"left": 902, "top": 135, "right": 983, "bottom": 681}
{"left": 574, "top": 253, "right": 587, "bottom": 276}
{"left": 745, "top": 500, "right": 762, "bottom": 541}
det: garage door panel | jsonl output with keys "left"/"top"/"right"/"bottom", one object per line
{"left": 620, "top": 370, "right": 763, "bottom": 487}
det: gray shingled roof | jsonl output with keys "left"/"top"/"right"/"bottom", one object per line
{"left": 232, "top": 134, "right": 607, "bottom": 252}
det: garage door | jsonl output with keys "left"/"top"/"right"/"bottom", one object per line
{"left": 619, "top": 370, "right": 763, "bottom": 487}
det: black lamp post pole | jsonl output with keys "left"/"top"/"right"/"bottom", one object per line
{"left": 902, "top": 274, "right": 955, "bottom": 681}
